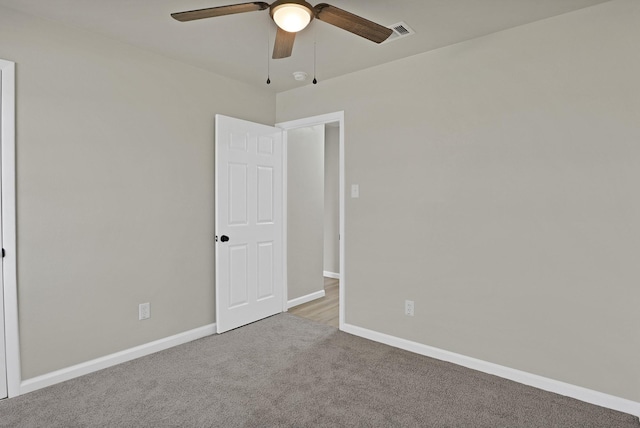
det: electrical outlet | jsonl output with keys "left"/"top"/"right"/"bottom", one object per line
{"left": 405, "top": 300, "right": 414, "bottom": 317}
{"left": 139, "top": 302, "right": 150, "bottom": 320}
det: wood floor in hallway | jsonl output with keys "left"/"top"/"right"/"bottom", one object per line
{"left": 289, "top": 277, "right": 339, "bottom": 328}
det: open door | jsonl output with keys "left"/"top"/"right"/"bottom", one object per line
{"left": 215, "top": 115, "right": 284, "bottom": 333}
{"left": 1, "top": 59, "right": 20, "bottom": 399}
{"left": 0, "top": 64, "right": 7, "bottom": 399}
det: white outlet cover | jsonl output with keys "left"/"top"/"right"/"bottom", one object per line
{"left": 139, "top": 303, "right": 150, "bottom": 320}
{"left": 405, "top": 300, "right": 415, "bottom": 316}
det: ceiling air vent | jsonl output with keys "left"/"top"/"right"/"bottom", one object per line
{"left": 382, "top": 22, "right": 416, "bottom": 44}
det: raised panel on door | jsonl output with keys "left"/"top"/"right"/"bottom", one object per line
{"left": 228, "top": 244, "right": 249, "bottom": 308}
{"left": 228, "top": 163, "right": 248, "bottom": 226}
{"left": 257, "top": 242, "right": 274, "bottom": 300}
{"left": 257, "top": 166, "right": 274, "bottom": 224}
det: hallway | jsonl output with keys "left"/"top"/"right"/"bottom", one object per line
{"left": 289, "top": 277, "right": 338, "bottom": 328}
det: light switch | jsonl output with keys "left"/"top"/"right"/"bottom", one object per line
{"left": 351, "top": 184, "right": 360, "bottom": 198}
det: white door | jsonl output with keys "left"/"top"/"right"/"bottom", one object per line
{"left": 215, "top": 115, "right": 284, "bottom": 333}
{"left": 0, "top": 67, "right": 6, "bottom": 399}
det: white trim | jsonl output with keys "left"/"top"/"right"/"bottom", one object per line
{"left": 337, "top": 117, "right": 345, "bottom": 329}
{"left": 342, "top": 323, "right": 640, "bottom": 418}
{"left": 276, "top": 111, "right": 346, "bottom": 329}
{"left": 20, "top": 323, "right": 216, "bottom": 395}
{"left": 287, "top": 290, "right": 325, "bottom": 309}
{"left": 322, "top": 271, "right": 340, "bottom": 279}
{"left": 281, "top": 130, "right": 289, "bottom": 312}
{"left": 1, "top": 58, "right": 20, "bottom": 398}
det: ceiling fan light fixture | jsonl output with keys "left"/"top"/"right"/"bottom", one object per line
{"left": 272, "top": 3, "right": 312, "bottom": 33}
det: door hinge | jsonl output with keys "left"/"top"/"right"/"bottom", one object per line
{"left": 2, "top": 248, "right": 5, "bottom": 258}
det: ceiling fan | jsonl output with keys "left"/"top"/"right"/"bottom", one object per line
{"left": 171, "top": 1, "right": 393, "bottom": 59}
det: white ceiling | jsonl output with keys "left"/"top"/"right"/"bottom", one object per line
{"left": 0, "top": 0, "right": 610, "bottom": 92}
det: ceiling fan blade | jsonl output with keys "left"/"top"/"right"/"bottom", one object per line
{"left": 314, "top": 3, "right": 393, "bottom": 44}
{"left": 272, "top": 27, "right": 296, "bottom": 59}
{"left": 171, "top": 2, "right": 270, "bottom": 22}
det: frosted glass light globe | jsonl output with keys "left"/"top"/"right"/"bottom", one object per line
{"left": 273, "top": 4, "right": 312, "bottom": 33}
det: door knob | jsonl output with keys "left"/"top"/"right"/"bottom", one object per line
{"left": 220, "top": 235, "right": 230, "bottom": 242}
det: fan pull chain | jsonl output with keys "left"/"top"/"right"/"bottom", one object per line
{"left": 313, "top": 41, "right": 318, "bottom": 84}
{"left": 266, "top": 14, "right": 271, "bottom": 85}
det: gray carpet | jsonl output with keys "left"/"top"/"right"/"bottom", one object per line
{"left": 0, "top": 314, "right": 638, "bottom": 427}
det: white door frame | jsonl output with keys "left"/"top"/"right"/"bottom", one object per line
{"left": 1, "top": 58, "right": 20, "bottom": 398}
{"left": 276, "top": 112, "right": 345, "bottom": 329}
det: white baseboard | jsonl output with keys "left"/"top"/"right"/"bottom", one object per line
{"left": 20, "top": 323, "right": 216, "bottom": 395}
{"left": 287, "top": 290, "right": 325, "bottom": 309}
{"left": 323, "top": 271, "right": 340, "bottom": 279}
{"left": 341, "top": 323, "right": 640, "bottom": 418}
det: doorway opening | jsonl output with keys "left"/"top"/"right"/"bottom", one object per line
{"left": 277, "top": 112, "right": 345, "bottom": 330}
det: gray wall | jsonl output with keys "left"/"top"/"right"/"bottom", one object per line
{"left": 0, "top": 6, "right": 275, "bottom": 379}
{"left": 287, "top": 126, "right": 325, "bottom": 301}
{"left": 276, "top": 0, "right": 640, "bottom": 402}
{"left": 323, "top": 125, "right": 340, "bottom": 275}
